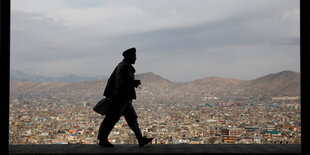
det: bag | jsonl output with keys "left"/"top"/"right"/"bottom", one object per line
{"left": 93, "top": 97, "right": 113, "bottom": 115}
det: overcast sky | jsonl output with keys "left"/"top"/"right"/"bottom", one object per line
{"left": 11, "top": 0, "right": 300, "bottom": 82}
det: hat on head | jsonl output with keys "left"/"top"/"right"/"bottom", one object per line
{"left": 123, "top": 47, "right": 136, "bottom": 58}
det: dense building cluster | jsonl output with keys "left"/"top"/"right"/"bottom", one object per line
{"left": 9, "top": 93, "right": 301, "bottom": 145}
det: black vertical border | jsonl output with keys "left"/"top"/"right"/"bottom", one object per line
{"left": 1, "top": 0, "right": 10, "bottom": 154}
{"left": 300, "top": 0, "right": 309, "bottom": 154}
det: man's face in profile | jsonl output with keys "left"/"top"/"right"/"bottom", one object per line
{"left": 129, "top": 54, "right": 136, "bottom": 64}
{"left": 132, "top": 54, "right": 136, "bottom": 64}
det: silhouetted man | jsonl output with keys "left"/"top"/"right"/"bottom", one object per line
{"left": 97, "top": 47, "right": 153, "bottom": 147}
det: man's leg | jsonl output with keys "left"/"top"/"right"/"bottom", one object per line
{"left": 97, "top": 114, "right": 120, "bottom": 141}
{"left": 123, "top": 100, "right": 143, "bottom": 140}
{"left": 97, "top": 100, "right": 127, "bottom": 141}
{"left": 123, "top": 100, "right": 153, "bottom": 147}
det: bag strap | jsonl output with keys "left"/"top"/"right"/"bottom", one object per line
{"left": 103, "top": 65, "right": 118, "bottom": 97}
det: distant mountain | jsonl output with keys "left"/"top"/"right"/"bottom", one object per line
{"left": 249, "top": 70, "right": 300, "bottom": 96}
{"left": 175, "top": 70, "right": 300, "bottom": 97}
{"left": 252, "top": 71, "right": 300, "bottom": 83}
{"left": 135, "top": 72, "right": 177, "bottom": 87}
{"left": 178, "top": 76, "right": 242, "bottom": 97}
{"left": 10, "top": 70, "right": 49, "bottom": 83}
{"left": 136, "top": 72, "right": 170, "bottom": 83}
{"left": 10, "top": 71, "right": 300, "bottom": 102}
{"left": 10, "top": 70, "right": 108, "bottom": 83}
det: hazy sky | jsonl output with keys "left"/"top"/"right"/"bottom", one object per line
{"left": 11, "top": 0, "right": 300, "bottom": 82}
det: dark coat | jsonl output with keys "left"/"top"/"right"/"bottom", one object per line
{"left": 103, "top": 60, "right": 137, "bottom": 100}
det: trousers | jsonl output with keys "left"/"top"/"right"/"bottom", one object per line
{"left": 97, "top": 99, "right": 143, "bottom": 141}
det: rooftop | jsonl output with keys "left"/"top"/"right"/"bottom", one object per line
{"left": 9, "top": 144, "right": 301, "bottom": 154}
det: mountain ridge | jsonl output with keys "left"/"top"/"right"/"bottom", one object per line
{"left": 10, "top": 70, "right": 300, "bottom": 99}
{"left": 10, "top": 69, "right": 108, "bottom": 83}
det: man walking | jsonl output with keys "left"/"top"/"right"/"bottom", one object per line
{"left": 97, "top": 47, "right": 153, "bottom": 147}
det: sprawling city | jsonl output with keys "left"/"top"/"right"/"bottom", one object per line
{"left": 9, "top": 71, "right": 301, "bottom": 145}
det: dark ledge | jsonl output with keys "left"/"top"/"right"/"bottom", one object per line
{"left": 9, "top": 144, "right": 301, "bottom": 154}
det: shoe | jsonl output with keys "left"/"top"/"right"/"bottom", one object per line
{"left": 99, "top": 139, "right": 115, "bottom": 147}
{"left": 138, "top": 136, "right": 153, "bottom": 147}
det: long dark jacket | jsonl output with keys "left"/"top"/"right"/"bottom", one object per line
{"left": 103, "top": 59, "right": 137, "bottom": 100}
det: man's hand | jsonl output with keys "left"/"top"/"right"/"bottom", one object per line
{"left": 134, "top": 80, "right": 141, "bottom": 88}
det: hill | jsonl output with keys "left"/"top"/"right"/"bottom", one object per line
{"left": 249, "top": 70, "right": 300, "bottom": 96}
{"left": 10, "top": 71, "right": 300, "bottom": 102}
